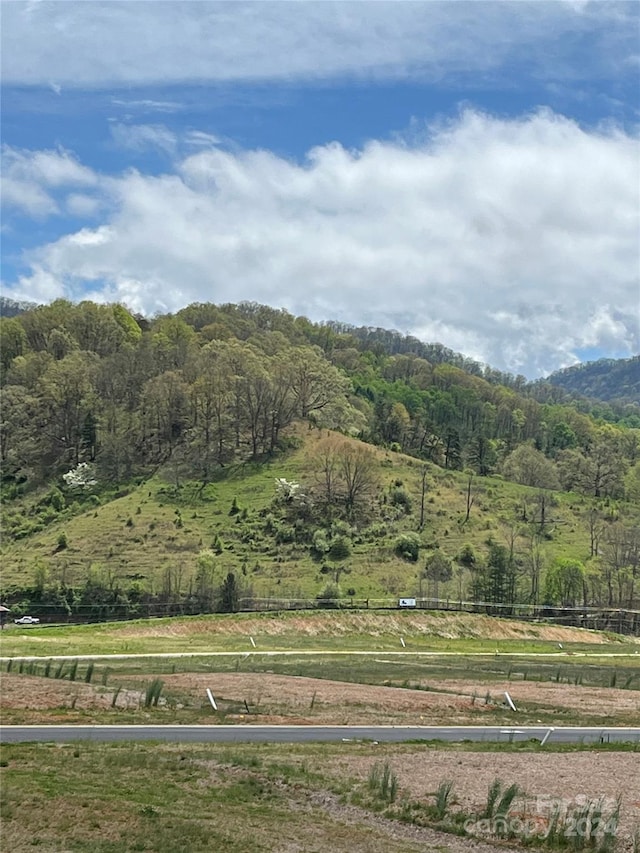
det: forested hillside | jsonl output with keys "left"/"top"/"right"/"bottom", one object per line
{"left": 0, "top": 296, "right": 37, "bottom": 319}
{"left": 1, "top": 299, "right": 639, "bottom": 617}
{"left": 547, "top": 356, "right": 640, "bottom": 405}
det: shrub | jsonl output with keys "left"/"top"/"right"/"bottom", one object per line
{"left": 48, "top": 488, "right": 66, "bottom": 511}
{"left": 144, "top": 678, "right": 164, "bottom": 707}
{"left": 328, "top": 536, "right": 351, "bottom": 561}
{"left": 457, "top": 543, "right": 476, "bottom": 567}
{"left": 394, "top": 532, "right": 421, "bottom": 562}
{"left": 56, "top": 531, "right": 68, "bottom": 551}
{"left": 368, "top": 760, "right": 398, "bottom": 803}
{"left": 274, "top": 524, "right": 296, "bottom": 545}
{"left": 316, "top": 582, "right": 340, "bottom": 606}
{"left": 389, "top": 486, "right": 412, "bottom": 513}
{"left": 434, "top": 780, "right": 454, "bottom": 820}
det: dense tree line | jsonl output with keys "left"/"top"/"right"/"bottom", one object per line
{"left": 547, "top": 356, "right": 640, "bottom": 406}
{"left": 1, "top": 299, "right": 638, "bottom": 508}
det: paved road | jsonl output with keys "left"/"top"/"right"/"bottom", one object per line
{"left": 2, "top": 725, "right": 639, "bottom": 745}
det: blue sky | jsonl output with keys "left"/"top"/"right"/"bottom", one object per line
{"left": 1, "top": 1, "right": 639, "bottom": 377}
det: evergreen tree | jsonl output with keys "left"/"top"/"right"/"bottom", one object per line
{"left": 219, "top": 572, "right": 239, "bottom": 613}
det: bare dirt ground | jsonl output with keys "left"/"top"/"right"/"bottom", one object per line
{"left": 324, "top": 750, "right": 640, "bottom": 848}
{"left": 156, "top": 671, "right": 640, "bottom": 723}
{"left": 412, "top": 677, "right": 640, "bottom": 717}
{"left": 2, "top": 670, "right": 639, "bottom": 724}
{"left": 0, "top": 673, "right": 140, "bottom": 714}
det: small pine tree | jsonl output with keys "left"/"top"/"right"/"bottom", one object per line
{"left": 219, "top": 572, "right": 239, "bottom": 613}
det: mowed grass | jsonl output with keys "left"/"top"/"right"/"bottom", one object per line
{"left": 2, "top": 609, "right": 638, "bottom": 658}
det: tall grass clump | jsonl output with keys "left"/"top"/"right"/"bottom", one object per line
{"left": 144, "top": 678, "right": 164, "bottom": 708}
{"left": 483, "top": 779, "right": 502, "bottom": 819}
{"left": 368, "top": 760, "right": 398, "bottom": 803}
{"left": 598, "top": 796, "right": 620, "bottom": 853}
{"left": 434, "top": 780, "right": 454, "bottom": 820}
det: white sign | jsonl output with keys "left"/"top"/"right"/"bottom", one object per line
{"left": 399, "top": 598, "right": 416, "bottom": 608}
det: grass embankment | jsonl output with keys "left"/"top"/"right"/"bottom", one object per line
{"left": 1, "top": 742, "right": 639, "bottom": 853}
{"left": 2, "top": 609, "right": 639, "bottom": 657}
{"left": 3, "top": 428, "right": 639, "bottom": 600}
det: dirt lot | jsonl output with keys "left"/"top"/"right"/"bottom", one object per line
{"left": 2, "top": 668, "right": 639, "bottom": 850}
{"left": 2, "top": 670, "right": 639, "bottom": 725}
{"left": 411, "top": 677, "right": 640, "bottom": 717}
{"left": 155, "top": 671, "right": 640, "bottom": 723}
{"left": 323, "top": 748, "right": 640, "bottom": 847}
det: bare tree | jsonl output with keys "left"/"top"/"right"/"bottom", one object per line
{"left": 313, "top": 435, "right": 379, "bottom": 519}
{"left": 418, "top": 466, "right": 429, "bottom": 531}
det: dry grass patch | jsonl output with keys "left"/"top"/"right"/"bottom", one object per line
{"left": 112, "top": 610, "right": 629, "bottom": 643}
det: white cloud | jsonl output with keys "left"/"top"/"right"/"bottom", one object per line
{"left": 1, "top": 175, "right": 59, "bottom": 217}
{"left": 184, "top": 130, "right": 222, "bottom": 148}
{"left": 65, "top": 193, "right": 102, "bottom": 217}
{"left": 110, "top": 98, "right": 183, "bottom": 113}
{"left": 1, "top": 1, "right": 637, "bottom": 88}
{"left": 2, "top": 146, "right": 96, "bottom": 187}
{"left": 4, "top": 110, "right": 639, "bottom": 377}
{"left": 109, "top": 123, "right": 178, "bottom": 156}
{"left": 1, "top": 146, "right": 97, "bottom": 217}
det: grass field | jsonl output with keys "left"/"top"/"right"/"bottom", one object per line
{"left": 2, "top": 741, "right": 639, "bottom": 853}
{"left": 3, "top": 609, "right": 638, "bottom": 658}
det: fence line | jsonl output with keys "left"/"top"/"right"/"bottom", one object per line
{"left": 3, "top": 595, "right": 639, "bottom": 634}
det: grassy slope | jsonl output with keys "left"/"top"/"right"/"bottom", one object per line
{"left": 2, "top": 610, "right": 638, "bottom": 658}
{"left": 2, "top": 428, "right": 638, "bottom": 600}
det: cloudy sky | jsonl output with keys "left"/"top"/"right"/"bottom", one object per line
{"left": 1, "top": 1, "right": 639, "bottom": 377}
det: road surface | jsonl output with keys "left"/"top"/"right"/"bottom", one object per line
{"left": 2, "top": 725, "right": 639, "bottom": 744}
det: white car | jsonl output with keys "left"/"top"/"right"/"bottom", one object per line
{"left": 14, "top": 615, "right": 40, "bottom": 625}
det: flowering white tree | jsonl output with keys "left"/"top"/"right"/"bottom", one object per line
{"left": 62, "top": 462, "right": 98, "bottom": 490}
{"left": 275, "top": 477, "right": 301, "bottom": 501}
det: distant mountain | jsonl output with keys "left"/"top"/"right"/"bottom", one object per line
{"left": 547, "top": 356, "right": 640, "bottom": 404}
{"left": 0, "top": 296, "right": 38, "bottom": 318}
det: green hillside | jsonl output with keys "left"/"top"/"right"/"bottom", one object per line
{"left": 1, "top": 300, "right": 639, "bottom": 618}
{"left": 2, "top": 426, "right": 639, "bottom": 617}
{"left": 547, "top": 355, "right": 640, "bottom": 405}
